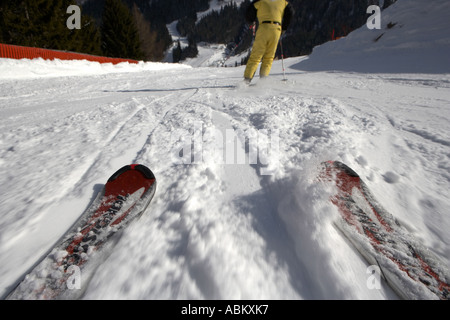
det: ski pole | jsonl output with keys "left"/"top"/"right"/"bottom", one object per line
{"left": 279, "top": 34, "right": 287, "bottom": 81}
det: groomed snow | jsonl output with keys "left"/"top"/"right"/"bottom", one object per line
{"left": 0, "top": 0, "right": 449, "bottom": 300}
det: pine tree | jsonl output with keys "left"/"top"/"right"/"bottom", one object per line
{"left": 172, "top": 40, "right": 182, "bottom": 63}
{"left": 101, "top": 0, "right": 143, "bottom": 59}
{"left": 0, "top": 0, "right": 101, "bottom": 55}
{"left": 72, "top": 15, "right": 102, "bottom": 56}
{"left": 1, "top": 0, "right": 63, "bottom": 48}
{"left": 131, "top": 3, "right": 160, "bottom": 61}
{"left": 195, "top": 2, "right": 245, "bottom": 44}
{"left": 0, "top": 2, "right": 6, "bottom": 43}
{"left": 181, "top": 35, "right": 198, "bottom": 60}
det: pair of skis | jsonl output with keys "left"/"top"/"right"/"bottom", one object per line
{"left": 6, "top": 161, "right": 449, "bottom": 299}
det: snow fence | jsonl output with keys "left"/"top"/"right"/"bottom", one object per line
{"left": 0, "top": 43, "right": 139, "bottom": 65}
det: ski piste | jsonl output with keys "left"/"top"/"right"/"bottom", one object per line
{"left": 320, "top": 161, "right": 449, "bottom": 300}
{"left": 7, "top": 164, "right": 156, "bottom": 300}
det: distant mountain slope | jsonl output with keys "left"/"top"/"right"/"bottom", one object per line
{"left": 295, "top": 0, "right": 450, "bottom": 73}
{"left": 78, "top": 0, "right": 398, "bottom": 61}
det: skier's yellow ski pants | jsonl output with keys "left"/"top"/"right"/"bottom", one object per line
{"left": 244, "top": 23, "right": 282, "bottom": 80}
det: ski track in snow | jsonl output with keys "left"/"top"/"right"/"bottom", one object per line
{"left": 1, "top": 55, "right": 450, "bottom": 298}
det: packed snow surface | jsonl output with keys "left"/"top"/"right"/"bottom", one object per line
{"left": 0, "top": 0, "right": 449, "bottom": 299}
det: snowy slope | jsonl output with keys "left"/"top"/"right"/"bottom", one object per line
{"left": 1, "top": 0, "right": 449, "bottom": 300}
{"left": 165, "top": 0, "right": 249, "bottom": 66}
{"left": 298, "top": 0, "right": 450, "bottom": 73}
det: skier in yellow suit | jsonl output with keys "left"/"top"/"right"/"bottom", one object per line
{"left": 244, "top": 0, "right": 293, "bottom": 83}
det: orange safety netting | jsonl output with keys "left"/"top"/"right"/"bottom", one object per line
{"left": 0, "top": 43, "right": 139, "bottom": 65}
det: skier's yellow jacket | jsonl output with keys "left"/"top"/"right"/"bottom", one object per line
{"left": 244, "top": 0, "right": 292, "bottom": 80}
{"left": 254, "top": 0, "right": 288, "bottom": 25}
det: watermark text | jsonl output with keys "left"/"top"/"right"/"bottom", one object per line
{"left": 367, "top": 5, "right": 381, "bottom": 30}
{"left": 170, "top": 122, "right": 279, "bottom": 176}
{"left": 66, "top": 5, "right": 81, "bottom": 30}
{"left": 366, "top": 265, "right": 382, "bottom": 290}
